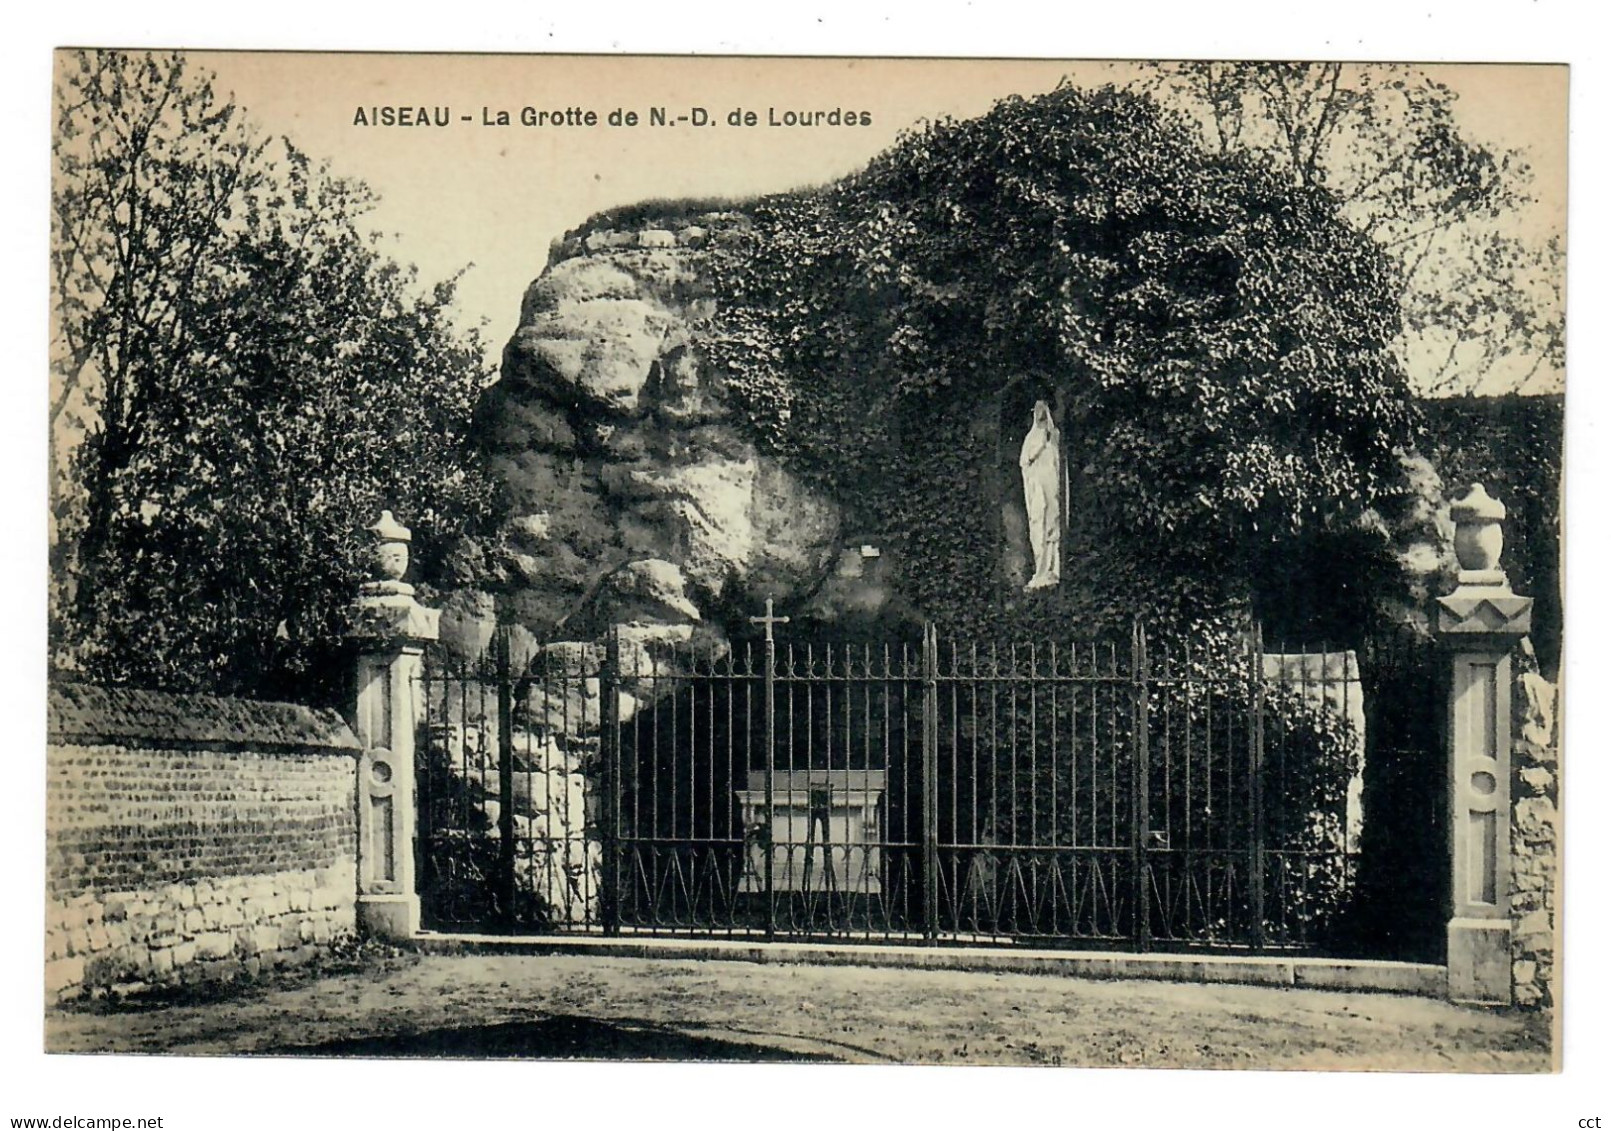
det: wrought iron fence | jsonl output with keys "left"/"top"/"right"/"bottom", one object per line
{"left": 416, "top": 620, "right": 1365, "bottom": 953}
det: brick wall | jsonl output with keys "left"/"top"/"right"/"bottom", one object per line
{"left": 46, "top": 684, "right": 360, "bottom": 1001}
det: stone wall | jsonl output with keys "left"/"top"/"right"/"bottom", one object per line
{"left": 423, "top": 715, "right": 600, "bottom": 927}
{"left": 46, "top": 684, "right": 360, "bottom": 1002}
{"left": 1509, "top": 653, "right": 1559, "bottom": 1009}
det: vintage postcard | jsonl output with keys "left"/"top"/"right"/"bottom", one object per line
{"left": 43, "top": 48, "right": 1564, "bottom": 1095}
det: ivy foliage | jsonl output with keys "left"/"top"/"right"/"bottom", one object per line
{"left": 702, "top": 85, "right": 1419, "bottom": 640}
{"left": 1419, "top": 394, "right": 1563, "bottom": 674}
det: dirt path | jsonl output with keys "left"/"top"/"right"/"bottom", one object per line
{"left": 46, "top": 952, "right": 1552, "bottom": 1071}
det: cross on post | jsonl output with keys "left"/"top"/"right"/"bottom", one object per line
{"left": 749, "top": 597, "right": 791, "bottom": 643}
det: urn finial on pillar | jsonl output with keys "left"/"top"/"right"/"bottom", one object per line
{"left": 353, "top": 509, "right": 439, "bottom": 641}
{"left": 368, "top": 509, "right": 412, "bottom": 587}
{"left": 1450, "top": 483, "right": 1509, "bottom": 591}
{"left": 1437, "top": 484, "right": 1532, "bottom": 638}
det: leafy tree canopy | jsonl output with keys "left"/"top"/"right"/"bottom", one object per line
{"left": 51, "top": 50, "right": 495, "bottom": 702}
{"left": 1142, "top": 63, "right": 1563, "bottom": 396}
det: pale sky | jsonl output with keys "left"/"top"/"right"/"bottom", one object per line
{"left": 184, "top": 54, "right": 1568, "bottom": 389}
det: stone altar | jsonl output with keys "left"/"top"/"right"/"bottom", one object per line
{"left": 736, "top": 770, "right": 886, "bottom": 893}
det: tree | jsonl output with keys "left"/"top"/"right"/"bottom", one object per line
{"left": 1142, "top": 63, "right": 1564, "bottom": 395}
{"left": 51, "top": 50, "right": 494, "bottom": 701}
{"left": 51, "top": 51, "right": 266, "bottom": 589}
{"left": 706, "top": 85, "right": 1420, "bottom": 639}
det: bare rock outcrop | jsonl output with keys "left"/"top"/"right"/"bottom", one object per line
{"left": 461, "top": 214, "right": 844, "bottom": 662}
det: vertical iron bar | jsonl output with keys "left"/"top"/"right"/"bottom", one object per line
{"left": 628, "top": 639, "right": 642, "bottom": 928}
{"left": 688, "top": 641, "right": 697, "bottom": 884}
{"left": 1339, "top": 641, "right": 1353, "bottom": 939}
{"left": 415, "top": 661, "right": 429, "bottom": 925}
{"left": 825, "top": 642, "right": 835, "bottom": 920}
{"left": 940, "top": 638, "right": 953, "bottom": 940}
{"left": 650, "top": 648, "right": 661, "bottom": 922}
{"left": 1050, "top": 643, "right": 1058, "bottom": 851}
{"left": 1067, "top": 644, "right": 1079, "bottom": 920}
{"left": 894, "top": 643, "right": 903, "bottom": 938}
{"left": 553, "top": 641, "right": 569, "bottom": 927}
{"left": 706, "top": 645, "right": 716, "bottom": 931}
{"left": 991, "top": 642, "right": 1000, "bottom": 935}
{"left": 1248, "top": 622, "right": 1267, "bottom": 950}
{"left": 1090, "top": 643, "right": 1097, "bottom": 850}
{"left": 971, "top": 643, "right": 980, "bottom": 935}
{"left": 1131, "top": 618, "right": 1151, "bottom": 951}
{"left": 533, "top": 659, "right": 544, "bottom": 925}
{"left": 467, "top": 660, "right": 479, "bottom": 912}
{"left": 725, "top": 645, "right": 736, "bottom": 935}
{"left": 763, "top": 627, "right": 777, "bottom": 941}
{"left": 786, "top": 645, "right": 797, "bottom": 930}
{"left": 496, "top": 628, "right": 516, "bottom": 932}
{"left": 1101, "top": 647, "right": 1114, "bottom": 850}
{"left": 922, "top": 623, "right": 940, "bottom": 943}
{"left": 471, "top": 656, "right": 483, "bottom": 928}
{"left": 862, "top": 644, "right": 872, "bottom": 936}
{"left": 1184, "top": 637, "right": 1193, "bottom": 861}
{"left": 1011, "top": 643, "right": 1020, "bottom": 851}
{"left": 602, "top": 628, "right": 622, "bottom": 935}
{"left": 669, "top": 641, "right": 680, "bottom": 913}
{"left": 416, "top": 660, "right": 431, "bottom": 928}
{"left": 1029, "top": 640, "right": 1038, "bottom": 921}
{"left": 538, "top": 652, "right": 553, "bottom": 928}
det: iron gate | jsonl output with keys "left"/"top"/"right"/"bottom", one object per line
{"left": 416, "top": 620, "right": 1362, "bottom": 952}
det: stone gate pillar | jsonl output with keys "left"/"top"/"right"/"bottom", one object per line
{"left": 1435, "top": 484, "right": 1532, "bottom": 1005}
{"left": 348, "top": 510, "right": 440, "bottom": 940}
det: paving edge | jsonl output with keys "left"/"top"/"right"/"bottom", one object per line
{"left": 411, "top": 933, "right": 1448, "bottom": 998}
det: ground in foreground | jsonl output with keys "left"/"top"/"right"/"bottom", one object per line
{"left": 45, "top": 952, "right": 1551, "bottom": 1071}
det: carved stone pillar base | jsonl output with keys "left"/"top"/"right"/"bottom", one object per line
{"left": 358, "top": 893, "right": 421, "bottom": 940}
{"left": 1448, "top": 918, "right": 1513, "bottom": 1005}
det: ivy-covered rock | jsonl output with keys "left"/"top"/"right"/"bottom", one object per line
{"left": 697, "top": 84, "right": 1420, "bottom": 643}
{"left": 477, "top": 85, "right": 1423, "bottom": 652}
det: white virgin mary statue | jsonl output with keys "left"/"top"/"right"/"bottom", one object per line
{"left": 1019, "top": 399, "right": 1062, "bottom": 590}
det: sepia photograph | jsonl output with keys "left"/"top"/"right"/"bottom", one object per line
{"left": 18, "top": 12, "right": 1592, "bottom": 1125}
